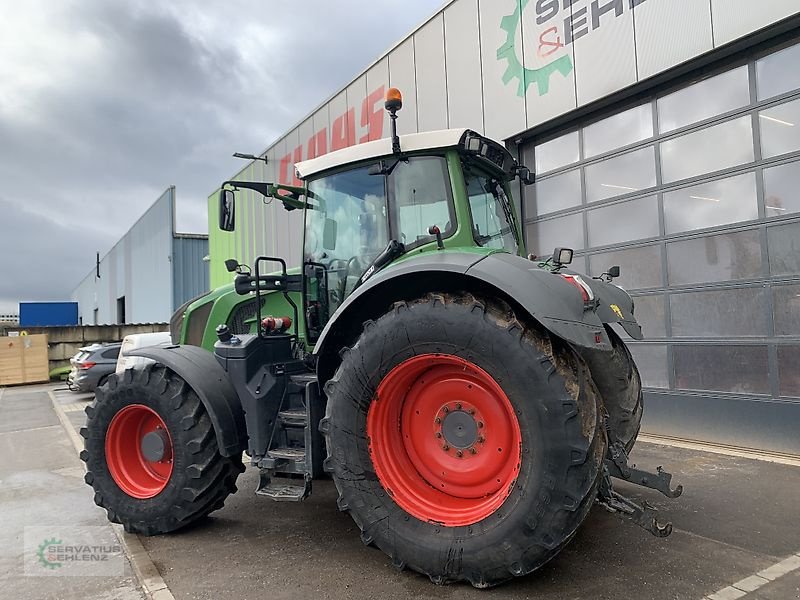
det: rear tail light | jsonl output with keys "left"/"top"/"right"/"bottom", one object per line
{"left": 79, "top": 361, "right": 97, "bottom": 370}
{"left": 560, "top": 274, "right": 594, "bottom": 303}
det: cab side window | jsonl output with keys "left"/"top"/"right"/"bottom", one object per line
{"left": 391, "top": 157, "right": 454, "bottom": 249}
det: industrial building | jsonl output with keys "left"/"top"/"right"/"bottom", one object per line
{"left": 73, "top": 187, "right": 209, "bottom": 325}
{"left": 209, "top": 0, "right": 800, "bottom": 454}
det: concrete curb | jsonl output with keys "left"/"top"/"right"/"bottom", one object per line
{"left": 48, "top": 388, "right": 176, "bottom": 600}
{"left": 638, "top": 433, "right": 800, "bottom": 467}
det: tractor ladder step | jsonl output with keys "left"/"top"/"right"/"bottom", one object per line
{"left": 256, "top": 472, "right": 311, "bottom": 502}
{"left": 278, "top": 408, "right": 307, "bottom": 427}
{"left": 268, "top": 446, "right": 306, "bottom": 461}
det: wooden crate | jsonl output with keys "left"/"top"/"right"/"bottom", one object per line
{"left": 0, "top": 334, "right": 50, "bottom": 385}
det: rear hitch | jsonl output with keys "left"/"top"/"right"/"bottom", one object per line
{"left": 597, "top": 471, "right": 673, "bottom": 538}
{"left": 597, "top": 440, "right": 683, "bottom": 538}
{"left": 606, "top": 441, "right": 683, "bottom": 499}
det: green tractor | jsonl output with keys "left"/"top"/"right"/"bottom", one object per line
{"left": 82, "top": 88, "right": 681, "bottom": 587}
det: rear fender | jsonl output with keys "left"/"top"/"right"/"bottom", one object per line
{"left": 312, "top": 251, "right": 642, "bottom": 383}
{"left": 127, "top": 345, "right": 246, "bottom": 457}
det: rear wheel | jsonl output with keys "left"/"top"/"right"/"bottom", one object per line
{"left": 80, "top": 365, "right": 244, "bottom": 535}
{"left": 577, "top": 326, "right": 643, "bottom": 453}
{"left": 322, "top": 293, "right": 606, "bottom": 587}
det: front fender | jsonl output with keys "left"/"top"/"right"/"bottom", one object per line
{"left": 127, "top": 344, "right": 246, "bottom": 457}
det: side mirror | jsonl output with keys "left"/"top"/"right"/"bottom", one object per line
{"left": 552, "top": 247, "right": 574, "bottom": 266}
{"left": 607, "top": 265, "right": 621, "bottom": 279}
{"left": 224, "top": 259, "right": 239, "bottom": 273}
{"left": 323, "top": 218, "right": 338, "bottom": 250}
{"left": 516, "top": 166, "right": 536, "bottom": 186}
{"left": 219, "top": 189, "right": 236, "bottom": 232}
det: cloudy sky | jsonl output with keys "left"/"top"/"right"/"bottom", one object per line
{"left": 0, "top": 0, "right": 443, "bottom": 314}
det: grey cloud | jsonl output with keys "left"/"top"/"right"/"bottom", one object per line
{"left": 0, "top": 0, "right": 443, "bottom": 313}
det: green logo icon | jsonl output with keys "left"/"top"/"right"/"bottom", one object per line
{"left": 37, "top": 538, "right": 63, "bottom": 569}
{"left": 497, "top": 0, "right": 573, "bottom": 97}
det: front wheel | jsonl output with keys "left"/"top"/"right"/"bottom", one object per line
{"left": 81, "top": 365, "right": 244, "bottom": 535}
{"left": 322, "top": 293, "right": 606, "bottom": 587}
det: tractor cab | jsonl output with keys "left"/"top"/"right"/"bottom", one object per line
{"left": 219, "top": 88, "right": 536, "bottom": 343}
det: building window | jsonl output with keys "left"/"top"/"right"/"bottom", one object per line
{"left": 763, "top": 161, "right": 800, "bottom": 218}
{"left": 586, "top": 196, "right": 659, "bottom": 248}
{"left": 666, "top": 229, "right": 763, "bottom": 285}
{"left": 759, "top": 98, "right": 800, "bottom": 158}
{"left": 529, "top": 168, "right": 582, "bottom": 217}
{"left": 662, "top": 172, "right": 758, "bottom": 234}
{"left": 584, "top": 146, "right": 657, "bottom": 203}
{"left": 660, "top": 116, "right": 754, "bottom": 183}
{"left": 583, "top": 103, "right": 653, "bottom": 158}
{"left": 756, "top": 41, "right": 800, "bottom": 100}
{"left": 531, "top": 130, "right": 579, "bottom": 174}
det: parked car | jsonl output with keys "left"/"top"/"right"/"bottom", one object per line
{"left": 67, "top": 343, "right": 122, "bottom": 392}
{"left": 116, "top": 332, "right": 171, "bottom": 374}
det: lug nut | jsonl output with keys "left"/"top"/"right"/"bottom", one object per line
{"left": 478, "top": 436, "right": 485, "bottom": 444}
{"left": 456, "top": 403, "right": 462, "bottom": 410}
{"left": 442, "top": 444, "right": 450, "bottom": 451}
{"left": 469, "top": 409, "right": 475, "bottom": 415}
{"left": 456, "top": 450, "right": 463, "bottom": 458}
{"left": 435, "top": 417, "right": 441, "bottom": 424}
{"left": 443, "top": 407, "right": 449, "bottom": 413}
{"left": 469, "top": 448, "right": 477, "bottom": 455}
{"left": 478, "top": 422, "right": 484, "bottom": 429}
{"left": 435, "top": 432, "right": 442, "bottom": 438}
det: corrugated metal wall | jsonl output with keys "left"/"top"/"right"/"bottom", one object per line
{"left": 172, "top": 235, "right": 210, "bottom": 310}
{"left": 72, "top": 187, "right": 175, "bottom": 324}
{"left": 72, "top": 187, "right": 209, "bottom": 324}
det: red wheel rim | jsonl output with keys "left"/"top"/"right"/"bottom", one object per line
{"left": 105, "top": 404, "right": 174, "bottom": 499}
{"left": 367, "top": 354, "right": 522, "bottom": 527}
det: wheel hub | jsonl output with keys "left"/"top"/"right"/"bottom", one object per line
{"left": 140, "top": 428, "right": 172, "bottom": 462}
{"left": 367, "top": 354, "right": 522, "bottom": 527}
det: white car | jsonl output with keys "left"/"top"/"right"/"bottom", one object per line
{"left": 115, "top": 332, "right": 172, "bottom": 374}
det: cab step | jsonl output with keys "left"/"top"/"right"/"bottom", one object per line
{"left": 278, "top": 408, "right": 307, "bottom": 427}
{"left": 256, "top": 472, "right": 311, "bottom": 502}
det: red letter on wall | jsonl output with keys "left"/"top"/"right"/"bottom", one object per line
{"left": 360, "top": 86, "right": 386, "bottom": 143}
{"left": 331, "top": 108, "right": 356, "bottom": 151}
{"left": 307, "top": 129, "right": 328, "bottom": 160}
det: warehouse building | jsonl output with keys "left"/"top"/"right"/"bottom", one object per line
{"left": 210, "top": 0, "right": 800, "bottom": 454}
{"left": 73, "top": 187, "right": 209, "bottom": 325}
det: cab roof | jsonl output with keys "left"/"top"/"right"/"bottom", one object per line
{"left": 295, "top": 128, "right": 473, "bottom": 179}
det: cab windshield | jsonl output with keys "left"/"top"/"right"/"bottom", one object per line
{"left": 303, "top": 156, "right": 453, "bottom": 336}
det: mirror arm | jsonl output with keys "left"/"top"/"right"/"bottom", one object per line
{"left": 221, "top": 181, "right": 310, "bottom": 211}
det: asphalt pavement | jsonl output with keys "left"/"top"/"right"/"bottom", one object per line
{"left": 4, "top": 382, "right": 799, "bottom": 599}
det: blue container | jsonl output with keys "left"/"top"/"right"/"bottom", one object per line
{"left": 19, "top": 302, "right": 79, "bottom": 327}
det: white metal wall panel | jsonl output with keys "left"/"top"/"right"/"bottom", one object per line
{"left": 346, "top": 74, "right": 369, "bottom": 144}
{"left": 298, "top": 117, "right": 315, "bottom": 168}
{"left": 478, "top": 0, "right": 526, "bottom": 140}
{"left": 388, "top": 38, "right": 418, "bottom": 136}
{"left": 521, "top": 0, "right": 578, "bottom": 128}
{"left": 415, "top": 14, "right": 449, "bottom": 132}
{"left": 572, "top": 0, "right": 637, "bottom": 106}
{"left": 366, "top": 58, "right": 390, "bottom": 141}
{"left": 328, "top": 89, "right": 351, "bottom": 152}
{"left": 711, "top": 0, "right": 797, "bottom": 46}
{"left": 634, "top": 0, "right": 713, "bottom": 80}
{"left": 312, "top": 105, "right": 330, "bottom": 157}
{"left": 444, "top": 0, "right": 484, "bottom": 132}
